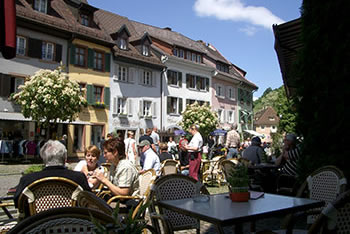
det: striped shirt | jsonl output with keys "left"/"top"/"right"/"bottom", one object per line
{"left": 282, "top": 147, "right": 301, "bottom": 176}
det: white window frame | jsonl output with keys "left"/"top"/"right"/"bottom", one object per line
{"left": 117, "top": 97, "right": 127, "bottom": 115}
{"left": 218, "top": 109, "right": 224, "bottom": 123}
{"left": 168, "top": 96, "right": 182, "bottom": 115}
{"left": 179, "top": 49, "right": 184, "bottom": 58}
{"left": 42, "top": 41, "right": 54, "bottom": 61}
{"left": 227, "top": 110, "right": 234, "bottom": 123}
{"left": 117, "top": 66, "right": 128, "bottom": 82}
{"left": 192, "top": 53, "right": 196, "bottom": 62}
{"left": 34, "top": 0, "right": 47, "bottom": 13}
{"left": 119, "top": 38, "right": 127, "bottom": 50}
{"left": 197, "top": 76, "right": 206, "bottom": 91}
{"left": 142, "top": 44, "right": 149, "bottom": 56}
{"left": 143, "top": 100, "right": 152, "bottom": 117}
{"left": 227, "top": 87, "right": 235, "bottom": 101}
{"left": 173, "top": 48, "right": 178, "bottom": 56}
{"left": 167, "top": 70, "right": 180, "bottom": 87}
{"left": 16, "top": 36, "right": 26, "bottom": 56}
{"left": 197, "top": 54, "right": 201, "bottom": 63}
{"left": 143, "top": 70, "right": 152, "bottom": 86}
{"left": 216, "top": 84, "right": 225, "bottom": 98}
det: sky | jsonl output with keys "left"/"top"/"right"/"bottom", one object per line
{"left": 88, "top": 0, "right": 302, "bottom": 98}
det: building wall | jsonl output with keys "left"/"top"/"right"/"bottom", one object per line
{"left": 255, "top": 125, "right": 277, "bottom": 143}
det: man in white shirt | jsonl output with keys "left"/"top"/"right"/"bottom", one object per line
{"left": 139, "top": 140, "right": 161, "bottom": 175}
{"left": 184, "top": 124, "right": 203, "bottom": 181}
{"left": 150, "top": 127, "right": 160, "bottom": 153}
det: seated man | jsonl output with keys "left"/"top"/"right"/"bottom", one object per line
{"left": 242, "top": 136, "right": 265, "bottom": 165}
{"left": 14, "top": 140, "right": 91, "bottom": 207}
{"left": 159, "top": 142, "right": 174, "bottom": 163}
{"left": 275, "top": 133, "right": 301, "bottom": 176}
{"left": 139, "top": 140, "right": 160, "bottom": 175}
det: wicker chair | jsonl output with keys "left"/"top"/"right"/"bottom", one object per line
{"left": 160, "top": 159, "right": 179, "bottom": 176}
{"left": 202, "top": 155, "right": 226, "bottom": 186}
{"left": 17, "top": 177, "right": 84, "bottom": 220}
{"left": 149, "top": 174, "right": 209, "bottom": 234}
{"left": 94, "top": 163, "right": 111, "bottom": 195}
{"left": 221, "top": 159, "right": 238, "bottom": 181}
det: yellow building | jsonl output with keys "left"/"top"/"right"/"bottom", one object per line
{"left": 67, "top": 38, "right": 111, "bottom": 158}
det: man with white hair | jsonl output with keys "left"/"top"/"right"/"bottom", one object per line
{"left": 275, "top": 133, "right": 301, "bottom": 176}
{"left": 14, "top": 140, "right": 90, "bottom": 207}
{"left": 225, "top": 123, "right": 240, "bottom": 159}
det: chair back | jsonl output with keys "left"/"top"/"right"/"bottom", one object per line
{"left": 221, "top": 159, "right": 237, "bottom": 180}
{"left": 139, "top": 168, "right": 156, "bottom": 197}
{"left": 8, "top": 207, "right": 114, "bottom": 234}
{"left": 77, "top": 191, "right": 113, "bottom": 215}
{"left": 17, "top": 177, "right": 83, "bottom": 217}
{"left": 150, "top": 174, "right": 209, "bottom": 232}
{"left": 160, "top": 159, "right": 179, "bottom": 176}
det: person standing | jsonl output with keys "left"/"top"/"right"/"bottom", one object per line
{"left": 124, "top": 131, "right": 137, "bottom": 164}
{"left": 184, "top": 125, "right": 203, "bottom": 181}
{"left": 138, "top": 128, "right": 155, "bottom": 167}
{"left": 150, "top": 127, "right": 160, "bottom": 153}
{"left": 179, "top": 133, "right": 189, "bottom": 175}
{"left": 167, "top": 136, "right": 177, "bottom": 157}
{"left": 225, "top": 123, "right": 240, "bottom": 159}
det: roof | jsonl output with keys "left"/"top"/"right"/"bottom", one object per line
{"left": 16, "top": 0, "right": 112, "bottom": 44}
{"left": 273, "top": 18, "right": 302, "bottom": 98}
{"left": 254, "top": 107, "right": 279, "bottom": 126}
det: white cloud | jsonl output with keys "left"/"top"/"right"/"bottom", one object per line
{"left": 239, "top": 25, "right": 258, "bottom": 36}
{"left": 193, "top": 0, "right": 284, "bottom": 30}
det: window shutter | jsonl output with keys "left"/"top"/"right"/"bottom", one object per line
{"left": 214, "top": 84, "right": 218, "bottom": 96}
{"left": 226, "top": 87, "right": 230, "bottom": 98}
{"left": 104, "top": 53, "right": 111, "bottom": 72}
{"left": 28, "top": 38, "right": 42, "bottom": 59}
{"left": 206, "top": 78, "right": 209, "bottom": 91}
{"left": 129, "top": 67, "right": 134, "bottom": 83}
{"left": 178, "top": 72, "right": 182, "bottom": 87}
{"left": 152, "top": 71, "right": 157, "bottom": 87}
{"left": 167, "top": 97, "right": 171, "bottom": 114}
{"left": 238, "top": 88, "right": 242, "bottom": 100}
{"left": 139, "top": 69, "right": 144, "bottom": 84}
{"left": 69, "top": 43, "right": 75, "bottom": 65}
{"left": 152, "top": 102, "right": 157, "bottom": 117}
{"left": 179, "top": 98, "right": 183, "bottom": 114}
{"left": 88, "top": 48, "right": 94, "bottom": 69}
{"left": 128, "top": 99, "right": 133, "bottom": 116}
{"left": 86, "top": 84, "right": 93, "bottom": 105}
{"left": 55, "top": 44, "right": 62, "bottom": 63}
{"left": 113, "top": 97, "right": 117, "bottom": 113}
{"left": 186, "top": 74, "right": 190, "bottom": 88}
{"left": 139, "top": 100, "right": 144, "bottom": 117}
{"left": 114, "top": 64, "right": 119, "bottom": 79}
{"left": 104, "top": 87, "right": 110, "bottom": 107}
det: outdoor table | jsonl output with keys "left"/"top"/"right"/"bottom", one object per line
{"left": 158, "top": 192, "right": 324, "bottom": 234}
{"left": 248, "top": 163, "right": 279, "bottom": 170}
{"left": 0, "top": 196, "right": 15, "bottom": 219}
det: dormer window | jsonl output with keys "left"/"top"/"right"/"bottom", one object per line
{"left": 119, "top": 38, "right": 127, "bottom": 50}
{"left": 80, "top": 14, "right": 89, "bottom": 26}
{"left": 34, "top": 0, "right": 47, "bottom": 13}
{"left": 142, "top": 44, "right": 149, "bottom": 56}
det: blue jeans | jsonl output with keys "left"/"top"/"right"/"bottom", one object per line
{"left": 227, "top": 148, "right": 238, "bottom": 159}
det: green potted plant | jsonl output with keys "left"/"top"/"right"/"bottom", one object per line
{"left": 227, "top": 163, "right": 250, "bottom": 202}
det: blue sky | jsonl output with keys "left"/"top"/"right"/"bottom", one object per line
{"left": 88, "top": 0, "right": 302, "bottom": 98}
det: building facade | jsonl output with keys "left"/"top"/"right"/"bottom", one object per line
{"left": 254, "top": 106, "right": 279, "bottom": 143}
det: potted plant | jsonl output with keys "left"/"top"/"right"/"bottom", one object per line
{"left": 227, "top": 163, "right": 250, "bottom": 202}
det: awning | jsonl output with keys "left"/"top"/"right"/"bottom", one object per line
{"left": 243, "top": 130, "right": 264, "bottom": 137}
{"left": 0, "top": 0, "right": 17, "bottom": 59}
{"left": 0, "top": 112, "right": 91, "bottom": 125}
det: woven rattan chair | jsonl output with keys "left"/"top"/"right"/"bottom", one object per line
{"left": 221, "top": 159, "right": 238, "bottom": 181}
{"left": 202, "top": 155, "right": 226, "bottom": 186}
{"left": 17, "top": 177, "right": 84, "bottom": 220}
{"left": 160, "top": 159, "right": 179, "bottom": 176}
{"left": 149, "top": 174, "right": 209, "bottom": 234}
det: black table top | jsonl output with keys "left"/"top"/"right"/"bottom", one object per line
{"left": 158, "top": 193, "right": 324, "bottom": 226}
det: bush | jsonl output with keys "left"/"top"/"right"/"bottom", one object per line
{"left": 23, "top": 165, "right": 44, "bottom": 174}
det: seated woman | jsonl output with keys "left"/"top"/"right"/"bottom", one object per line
{"left": 95, "top": 138, "right": 139, "bottom": 198}
{"left": 74, "top": 145, "right": 103, "bottom": 189}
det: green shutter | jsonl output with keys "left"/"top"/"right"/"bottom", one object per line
{"left": 70, "top": 44, "right": 76, "bottom": 65}
{"left": 104, "top": 87, "right": 110, "bottom": 107}
{"left": 238, "top": 88, "right": 242, "bottom": 101}
{"left": 86, "top": 84, "right": 93, "bottom": 105}
{"left": 179, "top": 98, "right": 183, "bottom": 114}
{"left": 104, "top": 53, "right": 111, "bottom": 72}
{"left": 88, "top": 48, "right": 94, "bottom": 69}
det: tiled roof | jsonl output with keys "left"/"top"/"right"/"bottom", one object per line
{"left": 254, "top": 107, "right": 279, "bottom": 126}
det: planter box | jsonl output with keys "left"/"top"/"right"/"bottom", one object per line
{"left": 229, "top": 191, "right": 250, "bottom": 202}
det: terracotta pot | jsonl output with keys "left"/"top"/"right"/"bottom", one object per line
{"left": 229, "top": 191, "right": 250, "bottom": 202}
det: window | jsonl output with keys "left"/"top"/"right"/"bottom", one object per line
{"left": 94, "top": 86, "right": 103, "bottom": 103}
{"left": 216, "top": 84, "right": 224, "bottom": 97}
{"left": 173, "top": 48, "right": 178, "bottom": 56}
{"left": 218, "top": 109, "right": 224, "bottom": 123}
{"left": 142, "top": 44, "right": 149, "bottom": 56}
{"left": 14, "top": 78, "right": 24, "bottom": 93}
{"left": 227, "top": 111, "right": 234, "bottom": 123}
{"left": 192, "top": 53, "right": 196, "bottom": 62}
{"left": 216, "top": 62, "right": 229, "bottom": 73}
{"left": 167, "top": 97, "right": 183, "bottom": 115}
{"left": 179, "top": 49, "right": 184, "bottom": 58}
{"left": 16, "top": 36, "right": 26, "bottom": 56}
{"left": 75, "top": 46, "right": 86, "bottom": 67}
{"left": 143, "top": 70, "right": 152, "bottom": 86}
{"left": 117, "top": 97, "right": 127, "bottom": 115}
{"left": 34, "top": 0, "right": 47, "bottom": 13}
{"left": 93, "top": 51, "right": 103, "bottom": 71}
{"left": 80, "top": 14, "right": 89, "bottom": 26}
{"left": 186, "top": 99, "right": 196, "bottom": 105}
{"left": 79, "top": 83, "right": 86, "bottom": 98}
{"left": 186, "top": 51, "right": 191, "bottom": 60}
{"left": 167, "top": 70, "right": 181, "bottom": 86}
{"left": 197, "top": 76, "right": 206, "bottom": 91}
{"left": 197, "top": 54, "right": 201, "bottom": 63}
{"left": 42, "top": 42, "right": 54, "bottom": 61}
{"left": 261, "top": 125, "right": 265, "bottom": 129}
{"left": 269, "top": 117, "right": 275, "bottom": 121}
{"left": 227, "top": 87, "right": 235, "bottom": 100}
{"left": 73, "top": 125, "right": 84, "bottom": 152}
{"left": 186, "top": 74, "right": 196, "bottom": 89}
{"left": 143, "top": 101, "right": 152, "bottom": 117}
{"left": 119, "top": 38, "right": 127, "bottom": 50}
{"left": 117, "top": 66, "right": 128, "bottom": 82}
{"left": 272, "top": 126, "right": 276, "bottom": 129}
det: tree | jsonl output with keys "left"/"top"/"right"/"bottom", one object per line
{"left": 12, "top": 66, "right": 87, "bottom": 138}
{"left": 179, "top": 102, "right": 218, "bottom": 138}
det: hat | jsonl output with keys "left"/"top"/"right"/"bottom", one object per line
{"left": 139, "top": 140, "right": 151, "bottom": 147}
{"left": 285, "top": 133, "right": 297, "bottom": 142}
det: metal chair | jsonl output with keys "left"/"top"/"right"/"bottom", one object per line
{"left": 202, "top": 155, "right": 226, "bottom": 186}
{"left": 17, "top": 177, "right": 84, "bottom": 219}
{"left": 160, "top": 159, "right": 179, "bottom": 176}
{"left": 149, "top": 174, "right": 209, "bottom": 234}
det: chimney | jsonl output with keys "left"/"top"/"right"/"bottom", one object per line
{"left": 163, "top": 27, "right": 172, "bottom": 31}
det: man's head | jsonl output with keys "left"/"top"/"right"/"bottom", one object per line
{"left": 61, "top": 134, "right": 67, "bottom": 140}
{"left": 189, "top": 124, "right": 199, "bottom": 136}
{"left": 284, "top": 133, "right": 297, "bottom": 149}
{"left": 159, "top": 142, "right": 168, "bottom": 152}
{"left": 40, "top": 140, "right": 67, "bottom": 167}
{"left": 153, "top": 127, "right": 158, "bottom": 132}
{"left": 127, "top": 131, "right": 134, "bottom": 138}
{"left": 146, "top": 128, "right": 152, "bottom": 136}
{"left": 106, "top": 133, "right": 113, "bottom": 140}
{"left": 139, "top": 140, "right": 151, "bottom": 153}
{"left": 231, "top": 123, "right": 238, "bottom": 130}
{"left": 251, "top": 136, "right": 261, "bottom": 146}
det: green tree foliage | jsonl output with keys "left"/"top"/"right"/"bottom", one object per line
{"left": 294, "top": 0, "right": 350, "bottom": 180}
{"left": 179, "top": 102, "right": 218, "bottom": 138}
